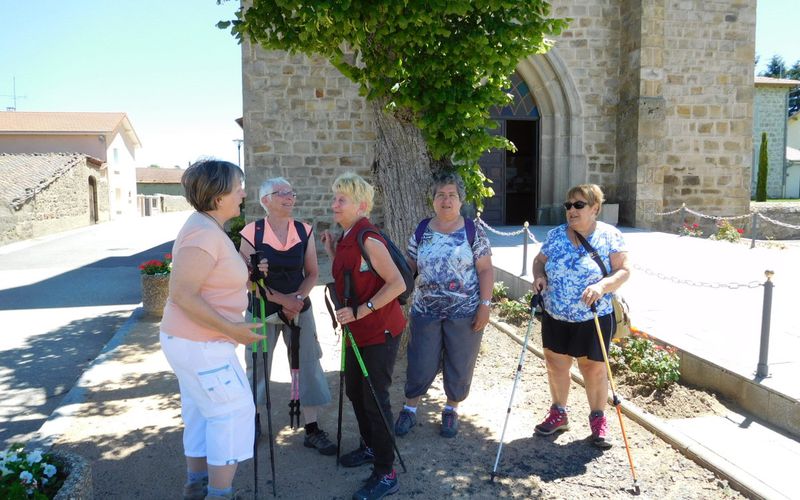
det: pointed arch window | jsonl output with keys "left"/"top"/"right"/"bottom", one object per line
{"left": 491, "top": 72, "right": 539, "bottom": 119}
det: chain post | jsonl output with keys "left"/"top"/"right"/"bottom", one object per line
{"left": 521, "top": 221, "right": 529, "bottom": 276}
{"left": 750, "top": 212, "right": 758, "bottom": 249}
{"left": 756, "top": 270, "right": 774, "bottom": 378}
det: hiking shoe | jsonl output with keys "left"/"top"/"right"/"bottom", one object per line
{"left": 394, "top": 409, "right": 417, "bottom": 437}
{"left": 339, "top": 444, "right": 375, "bottom": 467}
{"left": 304, "top": 428, "right": 337, "bottom": 456}
{"left": 352, "top": 470, "right": 399, "bottom": 500}
{"left": 440, "top": 409, "right": 459, "bottom": 438}
{"left": 534, "top": 405, "right": 570, "bottom": 436}
{"left": 182, "top": 478, "right": 207, "bottom": 500}
{"left": 204, "top": 491, "right": 240, "bottom": 500}
{"left": 590, "top": 413, "right": 612, "bottom": 449}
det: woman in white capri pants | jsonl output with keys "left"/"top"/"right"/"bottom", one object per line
{"left": 160, "top": 159, "right": 263, "bottom": 500}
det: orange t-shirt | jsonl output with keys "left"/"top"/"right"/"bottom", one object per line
{"left": 161, "top": 212, "right": 249, "bottom": 343}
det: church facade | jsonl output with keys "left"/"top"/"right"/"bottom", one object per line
{"left": 241, "top": 0, "right": 756, "bottom": 232}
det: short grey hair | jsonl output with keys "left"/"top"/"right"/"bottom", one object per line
{"left": 258, "top": 177, "right": 291, "bottom": 211}
{"left": 430, "top": 171, "right": 466, "bottom": 201}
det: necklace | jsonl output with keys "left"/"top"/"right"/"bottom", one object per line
{"left": 199, "top": 211, "right": 225, "bottom": 231}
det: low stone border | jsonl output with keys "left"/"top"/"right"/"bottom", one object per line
{"left": 51, "top": 449, "right": 92, "bottom": 499}
{"left": 490, "top": 317, "right": 784, "bottom": 500}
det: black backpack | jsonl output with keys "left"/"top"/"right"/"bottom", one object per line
{"left": 356, "top": 227, "right": 415, "bottom": 305}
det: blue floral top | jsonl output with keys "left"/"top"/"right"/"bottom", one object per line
{"left": 541, "top": 222, "right": 626, "bottom": 322}
{"left": 407, "top": 221, "right": 492, "bottom": 319}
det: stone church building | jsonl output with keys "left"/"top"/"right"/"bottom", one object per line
{"left": 240, "top": 0, "right": 756, "bottom": 231}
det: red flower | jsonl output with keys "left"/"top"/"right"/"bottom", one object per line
{"left": 737, "top": 228, "right": 744, "bottom": 234}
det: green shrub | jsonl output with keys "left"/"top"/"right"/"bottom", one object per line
{"left": 709, "top": 219, "right": 744, "bottom": 243}
{"left": 756, "top": 132, "right": 768, "bottom": 202}
{"left": 609, "top": 332, "right": 680, "bottom": 390}
{"left": 496, "top": 299, "right": 530, "bottom": 326}
{"left": 492, "top": 282, "right": 509, "bottom": 302}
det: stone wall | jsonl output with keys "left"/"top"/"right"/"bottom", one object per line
{"left": 241, "top": 0, "right": 756, "bottom": 232}
{"left": 0, "top": 160, "right": 109, "bottom": 245}
{"left": 242, "top": 41, "right": 379, "bottom": 233}
{"left": 753, "top": 86, "right": 790, "bottom": 198}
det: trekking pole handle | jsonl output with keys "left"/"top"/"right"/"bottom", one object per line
{"left": 530, "top": 292, "right": 543, "bottom": 310}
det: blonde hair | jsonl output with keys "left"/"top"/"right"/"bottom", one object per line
{"left": 566, "top": 184, "right": 605, "bottom": 209}
{"left": 331, "top": 172, "right": 374, "bottom": 215}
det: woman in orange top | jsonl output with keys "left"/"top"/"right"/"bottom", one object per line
{"left": 160, "top": 159, "right": 262, "bottom": 500}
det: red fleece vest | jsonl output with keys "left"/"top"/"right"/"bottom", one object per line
{"left": 332, "top": 217, "right": 406, "bottom": 346}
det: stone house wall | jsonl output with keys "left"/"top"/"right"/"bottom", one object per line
{"left": 753, "top": 86, "right": 791, "bottom": 198}
{"left": 0, "top": 160, "right": 109, "bottom": 245}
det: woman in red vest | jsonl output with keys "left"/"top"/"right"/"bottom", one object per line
{"left": 321, "top": 172, "right": 406, "bottom": 500}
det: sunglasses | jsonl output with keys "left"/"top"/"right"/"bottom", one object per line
{"left": 563, "top": 201, "right": 589, "bottom": 210}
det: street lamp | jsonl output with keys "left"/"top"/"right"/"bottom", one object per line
{"left": 233, "top": 139, "right": 243, "bottom": 168}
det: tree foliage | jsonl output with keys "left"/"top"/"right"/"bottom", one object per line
{"left": 760, "top": 54, "right": 786, "bottom": 78}
{"left": 756, "top": 132, "right": 768, "bottom": 202}
{"left": 218, "top": 0, "right": 568, "bottom": 207}
{"left": 787, "top": 60, "right": 800, "bottom": 80}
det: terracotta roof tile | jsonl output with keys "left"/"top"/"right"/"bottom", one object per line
{"left": 136, "top": 167, "right": 184, "bottom": 184}
{"left": 0, "top": 153, "right": 103, "bottom": 210}
{"left": 0, "top": 111, "right": 128, "bottom": 133}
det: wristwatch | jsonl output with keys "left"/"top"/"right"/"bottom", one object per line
{"left": 366, "top": 301, "right": 377, "bottom": 312}
{"left": 480, "top": 299, "right": 492, "bottom": 307}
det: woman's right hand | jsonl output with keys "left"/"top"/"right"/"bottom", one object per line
{"left": 320, "top": 230, "right": 335, "bottom": 257}
{"left": 227, "top": 322, "right": 266, "bottom": 345}
{"left": 533, "top": 275, "right": 547, "bottom": 293}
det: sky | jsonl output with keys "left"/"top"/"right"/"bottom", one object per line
{"left": 755, "top": 0, "right": 800, "bottom": 75}
{"left": 0, "top": 1, "right": 796, "bottom": 169}
{"left": 0, "top": 0, "right": 243, "bottom": 168}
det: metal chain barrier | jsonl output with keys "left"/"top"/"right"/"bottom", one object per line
{"left": 653, "top": 203, "right": 686, "bottom": 216}
{"left": 475, "top": 216, "right": 526, "bottom": 236}
{"left": 633, "top": 263, "right": 762, "bottom": 289}
{"left": 683, "top": 206, "right": 753, "bottom": 222}
{"left": 756, "top": 212, "right": 800, "bottom": 230}
{"left": 526, "top": 227, "right": 540, "bottom": 244}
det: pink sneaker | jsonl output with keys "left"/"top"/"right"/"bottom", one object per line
{"left": 590, "top": 413, "right": 612, "bottom": 449}
{"left": 534, "top": 405, "right": 569, "bottom": 436}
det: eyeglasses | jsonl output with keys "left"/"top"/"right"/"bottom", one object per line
{"left": 268, "top": 190, "right": 297, "bottom": 198}
{"left": 563, "top": 201, "right": 589, "bottom": 210}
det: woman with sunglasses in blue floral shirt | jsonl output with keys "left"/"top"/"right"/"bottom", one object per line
{"left": 531, "top": 184, "right": 630, "bottom": 449}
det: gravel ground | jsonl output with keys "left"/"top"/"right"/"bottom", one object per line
{"left": 233, "top": 320, "right": 746, "bottom": 499}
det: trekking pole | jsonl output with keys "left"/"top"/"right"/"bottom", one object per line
{"left": 249, "top": 284, "right": 260, "bottom": 500}
{"left": 328, "top": 276, "right": 407, "bottom": 473}
{"left": 490, "top": 292, "right": 542, "bottom": 483}
{"left": 322, "top": 284, "right": 346, "bottom": 468}
{"left": 336, "top": 319, "right": 346, "bottom": 468}
{"left": 591, "top": 303, "right": 641, "bottom": 495}
{"left": 258, "top": 288, "right": 277, "bottom": 497}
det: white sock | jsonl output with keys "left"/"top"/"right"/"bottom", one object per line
{"left": 403, "top": 405, "right": 417, "bottom": 414}
{"left": 444, "top": 405, "right": 457, "bottom": 413}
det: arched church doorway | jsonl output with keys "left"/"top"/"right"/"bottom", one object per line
{"left": 479, "top": 72, "right": 540, "bottom": 225}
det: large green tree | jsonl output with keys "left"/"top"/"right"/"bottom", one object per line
{"left": 756, "top": 132, "right": 768, "bottom": 202}
{"left": 219, "top": 1, "right": 567, "bottom": 240}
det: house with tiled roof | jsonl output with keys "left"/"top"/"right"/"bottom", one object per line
{"left": 753, "top": 77, "right": 800, "bottom": 198}
{"left": 135, "top": 167, "right": 184, "bottom": 196}
{"left": 0, "top": 111, "right": 141, "bottom": 219}
{"left": 0, "top": 153, "right": 109, "bottom": 245}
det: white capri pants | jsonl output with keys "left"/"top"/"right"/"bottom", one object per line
{"left": 160, "top": 333, "right": 255, "bottom": 466}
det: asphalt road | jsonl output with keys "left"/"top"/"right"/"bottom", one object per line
{"left": 0, "top": 211, "right": 191, "bottom": 447}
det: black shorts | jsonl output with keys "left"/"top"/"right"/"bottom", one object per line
{"left": 541, "top": 310, "right": 615, "bottom": 362}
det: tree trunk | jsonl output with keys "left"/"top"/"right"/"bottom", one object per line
{"left": 370, "top": 99, "right": 448, "bottom": 243}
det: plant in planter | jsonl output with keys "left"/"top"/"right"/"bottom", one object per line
{"left": 0, "top": 444, "right": 65, "bottom": 499}
{"left": 609, "top": 329, "right": 680, "bottom": 390}
{"left": 139, "top": 253, "right": 172, "bottom": 317}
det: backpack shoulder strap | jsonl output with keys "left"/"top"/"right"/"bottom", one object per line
{"left": 465, "top": 218, "right": 476, "bottom": 248}
{"left": 293, "top": 220, "right": 309, "bottom": 252}
{"left": 413, "top": 218, "right": 432, "bottom": 244}
{"left": 357, "top": 227, "right": 381, "bottom": 274}
{"left": 254, "top": 218, "right": 266, "bottom": 252}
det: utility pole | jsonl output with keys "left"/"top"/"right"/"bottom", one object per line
{"left": 1, "top": 77, "right": 28, "bottom": 111}
{"left": 233, "top": 139, "right": 244, "bottom": 168}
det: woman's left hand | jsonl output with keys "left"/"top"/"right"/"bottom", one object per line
{"left": 581, "top": 283, "right": 605, "bottom": 307}
{"left": 472, "top": 303, "right": 490, "bottom": 332}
